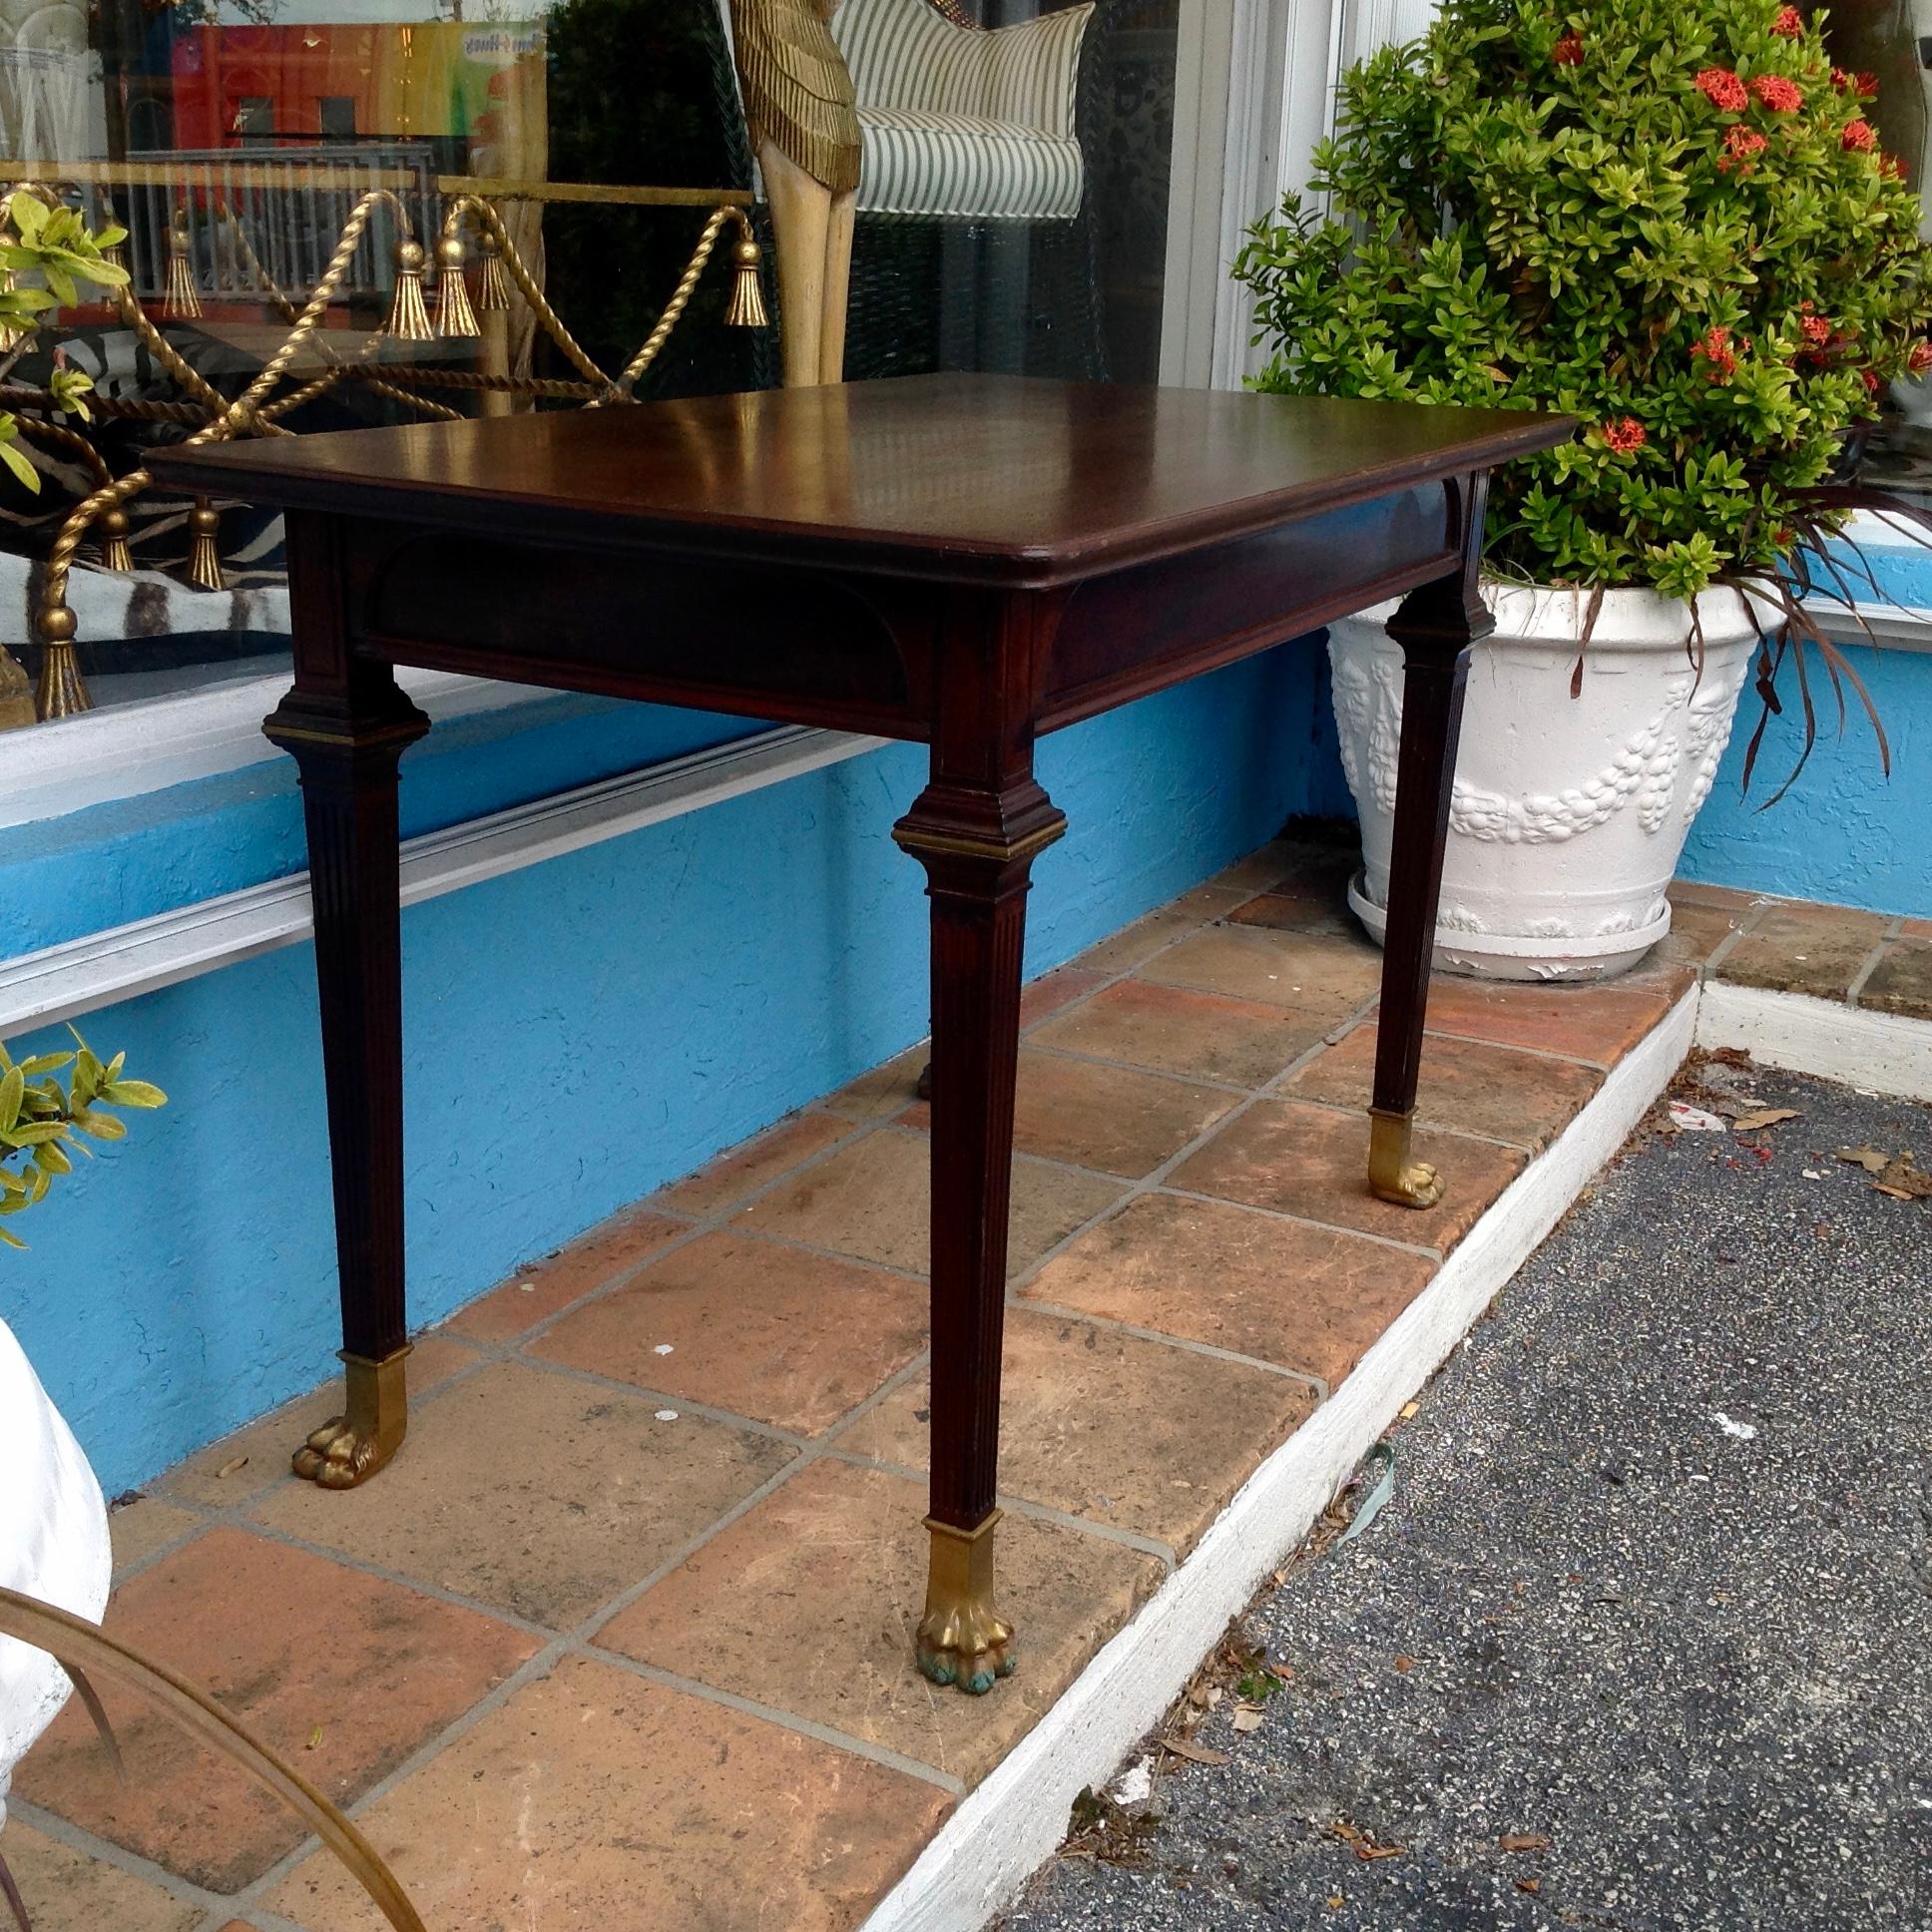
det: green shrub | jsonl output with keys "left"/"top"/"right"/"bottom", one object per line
{"left": 1232, "top": 0, "right": 1932, "bottom": 601}
{"left": 0, "top": 1034, "right": 165, "bottom": 1249}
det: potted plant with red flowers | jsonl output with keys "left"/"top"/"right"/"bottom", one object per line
{"left": 1233, "top": 0, "right": 1932, "bottom": 978}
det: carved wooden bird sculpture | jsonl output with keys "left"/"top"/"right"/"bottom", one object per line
{"left": 728, "top": 0, "right": 862, "bottom": 386}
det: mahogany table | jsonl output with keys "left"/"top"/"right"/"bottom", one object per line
{"left": 155, "top": 375, "right": 1570, "bottom": 1694}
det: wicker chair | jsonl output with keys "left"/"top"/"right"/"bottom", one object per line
{"left": 831, "top": 0, "right": 1106, "bottom": 381}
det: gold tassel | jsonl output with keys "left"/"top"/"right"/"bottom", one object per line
{"left": 433, "top": 235, "right": 479, "bottom": 339}
{"left": 163, "top": 221, "right": 202, "bottom": 320}
{"left": 99, "top": 506, "right": 132, "bottom": 574}
{"left": 725, "top": 236, "right": 769, "bottom": 330}
{"left": 474, "top": 232, "right": 512, "bottom": 312}
{"left": 186, "top": 498, "right": 223, "bottom": 592}
{"left": 384, "top": 240, "right": 433, "bottom": 343}
{"left": 35, "top": 604, "right": 91, "bottom": 720}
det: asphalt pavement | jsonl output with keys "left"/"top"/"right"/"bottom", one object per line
{"left": 1002, "top": 1063, "right": 1932, "bottom": 1932}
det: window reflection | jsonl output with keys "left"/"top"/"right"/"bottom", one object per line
{"left": 0, "top": 0, "right": 1187, "bottom": 724}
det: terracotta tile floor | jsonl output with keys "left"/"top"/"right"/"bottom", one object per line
{"left": 19, "top": 836, "right": 1780, "bottom": 1932}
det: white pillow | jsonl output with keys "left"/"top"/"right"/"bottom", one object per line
{"left": 0, "top": 1318, "right": 111, "bottom": 1833}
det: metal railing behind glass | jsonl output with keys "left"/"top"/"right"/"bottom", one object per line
{"left": 10, "top": 145, "right": 441, "bottom": 309}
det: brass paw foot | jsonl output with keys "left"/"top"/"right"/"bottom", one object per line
{"left": 291, "top": 1415, "right": 396, "bottom": 1488}
{"left": 916, "top": 1511, "right": 1016, "bottom": 1695}
{"left": 1367, "top": 1108, "right": 1444, "bottom": 1209}
{"left": 290, "top": 1347, "right": 409, "bottom": 1489}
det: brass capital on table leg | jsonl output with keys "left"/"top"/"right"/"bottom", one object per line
{"left": 1367, "top": 1106, "right": 1444, "bottom": 1209}
{"left": 916, "top": 1510, "right": 1015, "bottom": 1695}
{"left": 291, "top": 1345, "right": 410, "bottom": 1489}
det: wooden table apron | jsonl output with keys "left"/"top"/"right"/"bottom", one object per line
{"left": 151, "top": 377, "right": 1568, "bottom": 1696}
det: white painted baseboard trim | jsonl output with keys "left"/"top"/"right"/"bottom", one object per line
{"left": 0, "top": 667, "right": 556, "bottom": 832}
{"left": 1694, "top": 979, "right": 1932, "bottom": 1104}
{"left": 0, "top": 725, "right": 883, "bottom": 1035}
{"left": 862, "top": 985, "right": 1699, "bottom": 1932}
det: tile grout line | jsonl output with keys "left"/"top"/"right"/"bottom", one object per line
{"left": 1845, "top": 917, "right": 1905, "bottom": 1008}
{"left": 577, "top": 1651, "right": 968, "bottom": 1795}
{"left": 5, "top": 1797, "right": 241, "bottom": 1922}
{"left": 991, "top": 987, "right": 1392, "bottom": 1331}
{"left": 809, "top": 1443, "right": 1181, "bottom": 1566}
{"left": 1699, "top": 898, "right": 1770, "bottom": 980}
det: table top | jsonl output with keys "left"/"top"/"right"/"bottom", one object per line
{"left": 154, "top": 374, "right": 1572, "bottom": 589}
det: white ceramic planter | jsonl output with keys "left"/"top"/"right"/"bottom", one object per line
{"left": 1, "top": 1317, "right": 110, "bottom": 1831}
{"left": 1329, "top": 584, "right": 1760, "bottom": 980}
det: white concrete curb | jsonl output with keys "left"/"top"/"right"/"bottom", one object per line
{"left": 864, "top": 987, "right": 1701, "bottom": 1932}
{"left": 1694, "top": 980, "right": 1932, "bottom": 1104}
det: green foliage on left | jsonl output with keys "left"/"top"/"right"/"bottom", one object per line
{"left": 0, "top": 1031, "right": 165, "bottom": 1249}
{"left": 0, "top": 188, "right": 130, "bottom": 493}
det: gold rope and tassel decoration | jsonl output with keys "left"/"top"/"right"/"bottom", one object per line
{"left": 98, "top": 506, "right": 132, "bottom": 574}
{"left": 35, "top": 604, "right": 90, "bottom": 720}
{"left": 473, "top": 230, "right": 512, "bottom": 313}
{"left": 724, "top": 233, "right": 769, "bottom": 330}
{"left": 432, "top": 235, "right": 479, "bottom": 339}
{"left": 384, "top": 240, "right": 433, "bottom": 343}
{"left": 186, "top": 497, "right": 223, "bottom": 592}
{"left": 163, "top": 216, "right": 202, "bottom": 320}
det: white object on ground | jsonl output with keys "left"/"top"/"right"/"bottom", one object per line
{"left": 1108, "top": 1756, "right": 1153, "bottom": 1806}
{"left": 1669, "top": 1102, "right": 1727, "bottom": 1133}
{"left": 1711, "top": 1412, "right": 1759, "bottom": 1441}
{"left": 0, "top": 1317, "right": 111, "bottom": 1831}
{"left": 1330, "top": 585, "right": 1762, "bottom": 980}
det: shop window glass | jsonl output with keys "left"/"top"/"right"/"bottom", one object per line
{"left": 0, "top": 0, "right": 1192, "bottom": 725}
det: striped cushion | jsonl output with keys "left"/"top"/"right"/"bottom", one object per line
{"left": 835, "top": 0, "right": 1093, "bottom": 139}
{"left": 855, "top": 104, "right": 1083, "bottom": 219}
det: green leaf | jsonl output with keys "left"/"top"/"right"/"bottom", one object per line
{"left": 0, "top": 431, "right": 39, "bottom": 496}
{"left": 73, "top": 1111, "right": 126, "bottom": 1143}
{"left": 101, "top": 1079, "right": 166, "bottom": 1109}
{"left": 0, "top": 1066, "right": 20, "bottom": 1136}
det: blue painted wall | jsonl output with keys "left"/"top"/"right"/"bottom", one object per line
{"left": 2, "top": 643, "right": 1327, "bottom": 1496}
{"left": 2, "top": 693, "right": 764, "bottom": 958}
{"left": 1678, "top": 636, "right": 1930, "bottom": 917}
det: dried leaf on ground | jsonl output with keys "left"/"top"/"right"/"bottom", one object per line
{"left": 1835, "top": 1146, "right": 1890, "bottom": 1173}
{"left": 1331, "top": 1819, "right": 1405, "bottom": 1861}
{"left": 1161, "top": 1735, "right": 1229, "bottom": 1767}
{"left": 1873, "top": 1154, "right": 1932, "bottom": 1201}
{"left": 1231, "top": 1704, "right": 1264, "bottom": 1733}
{"left": 1064, "top": 1785, "right": 1161, "bottom": 1868}
{"left": 215, "top": 1455, "right": 248, "bottom": 1479}
{"left": 1499, "top": 1832, "right": 1551, "bottom": 1852}
{"left": 1731, "top": 1108, "right": 1800, "bottom": 1131}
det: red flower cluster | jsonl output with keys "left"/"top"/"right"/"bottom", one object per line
{"left": 1603, "top": 416, "right": 1647, "bottom": 453}
{"left": 1695, "top": 66, "right": 1748, "bottom": 111}
{"left": 1552, "top": 30, "right": 1584, "bottom": 65}
{"left": 1880, "top": 154, "right": 1906, "bottom": 180}
{"left": 1843, "top": 118, "right": 1876, "bottom": 152}
{"left": 1863, "top": 369, "right": 1882, "bottom": 394}
{"left": 1770, "top": 6, "right": 1802, "bottom": 35}
{"left": 1829, "top": 67, "right": 1879, "bottom": 96}
{"left": 1912, "top": 342, "right": 1932, "bottom": 373}
{"left": 1719, "top": 124, "right": 1768, "bottom": 171}
{"left": 1750, "top": 74, "right": 1803, "bottom": 111}
{"left": 1693, "top": 325, "right": 1739, "bottom": 380}
{"left": 1800, "top": 311, "right": 1831, "bottom": 345}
